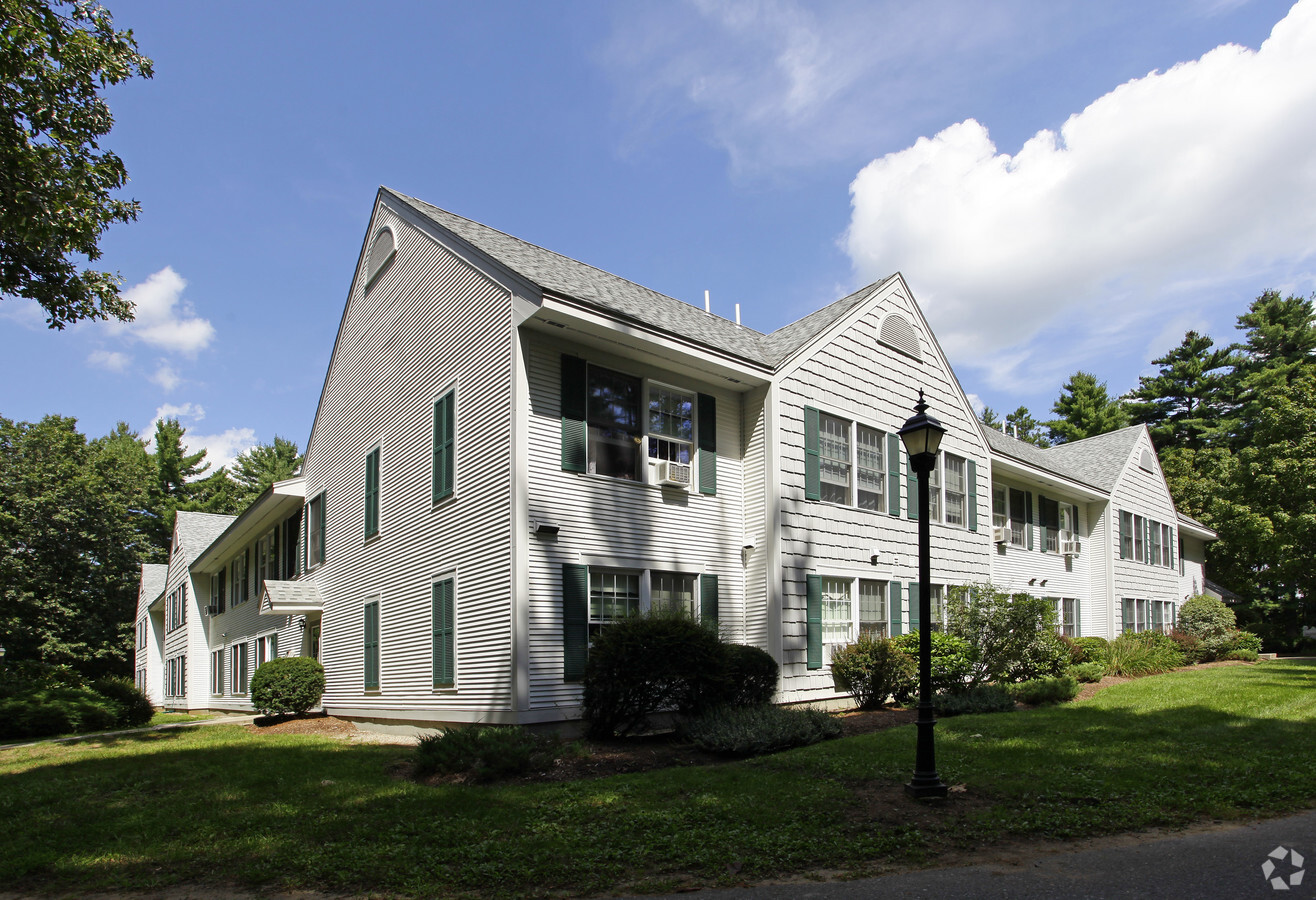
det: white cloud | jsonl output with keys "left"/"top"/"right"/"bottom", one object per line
{"left": 185, "top": 427, "right": 257, "bottom": 472}
{"left": 87, "top": 350, "right": 131, "bottom": 372}
{"left": 106, "top": 267, "right": 215, "bottom": 356}
{"left": 845, "top": 0, "right": 1316, "bottom": 392}
{"left": 151, "top": 363, "right": 182, "bottom": 392}
{"left": 153, "top": 402, "right": 205, "bottom": 424}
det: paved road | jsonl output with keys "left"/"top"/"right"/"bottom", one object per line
{"left": 637, "top": 808, "right": 1316, "bottom": 900}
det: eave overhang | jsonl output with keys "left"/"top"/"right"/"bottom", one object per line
{"left": 192, "top": 476, "right": 307, "bottom": 573}
{"left": 988, "top": 454, "right": 1108, "bottom": 503}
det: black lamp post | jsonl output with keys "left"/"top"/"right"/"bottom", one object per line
{"left": 898, "top": 390, "right": 949, "bottom": 800}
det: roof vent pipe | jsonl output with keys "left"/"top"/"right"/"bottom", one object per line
{"left": 704, "top": 290, "right": 711, "bottom": 314}
{"left": 735, "top": 303, "right": 741, "bottom": 325}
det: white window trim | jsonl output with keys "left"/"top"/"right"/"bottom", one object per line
{"left": 812, "top": 409, "right": 892, "bottom": 513}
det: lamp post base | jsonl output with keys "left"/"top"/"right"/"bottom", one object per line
{"left": 904, "top": 706, "right": 948, "bottom": 800}
{"left": 904, "top": 776, "right": 949, "bottom": 800}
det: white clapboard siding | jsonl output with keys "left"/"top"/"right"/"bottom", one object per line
{"left": 306, "top": 200, "right": 515, "bottom": 720}
{"left": 1179, "top": 534, "right": 1208, "bottom": 599}
{"left": 1087, "top": 501, "right": 1112, "bottom": 639}
{"left": 522, "top": 332, "right": 748, "bottom": 711}
{"left": 1108, "top": 430, "right": 1185, "bottom": 633}
{"left": 986, "top": 480, "right": 1093, "bottom": 628}
{"left": 742, "top": 384, "right": 770, "bottom": 650}
{"left": 774, "top": 283, "right": 992, "bottom": 702}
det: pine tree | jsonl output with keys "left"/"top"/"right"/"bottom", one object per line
{"left": 1125, "top": 330, "right": 1235, "bottom": 450}
{"left": 1046, "top": 372, "right": 1129, "bottom": 444}
{"left": 1005, "top": 406, "right": 1050, "bottom": 447}
{"left": 1229, "top": 291, "right": 1316, "bottom": 449}
{"left": 230, "top": 436, "right": 302, "bottom": 503}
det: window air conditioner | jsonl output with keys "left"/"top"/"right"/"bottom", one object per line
{"left": 1061, "top": 540, "right": 1081, "bottom": 558}
{"left": 656, "top": 460, "right": 691, "bottom": 486}
{"left": 992, "top": 526, "right": 1008, "bottom": 544}
{"left": 205, "top": 604, "right": 219, "bottom": 615}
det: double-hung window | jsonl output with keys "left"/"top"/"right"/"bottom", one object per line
{"left": 588, "top": 570, "right": 640, "bottom": 639}
{"left": 587, "top": 367, "right": 644, "bottom": 480}
{"left": 1059, "top": 598, "right": 1077, "bottom": 637}
{"left": 928, "top": 585, "right": 945, "bottom": 631}
{"left": 820, "top": 578, "right": 852, "bottom": 645}
{"left": 255, "top": 633, "right": 277, "bottom": 669}
{"left": 858, "top": 580, "right": 888, "bottom": 636}
{"left": 1133, "top": 515, "right": 1147, "bottom": 562}
{"left": 363, "top": 599, "right": 381, "bottom": 690}
{"left": 943, "top": 454, "right": 966, "bottom": 526}
{"left": 231, "top": 643, "right": 248, "bottom": 695}
{"left": 307, "top": 492, "right": 326, "bottom": 569}
{"left": 647, "top": 385, "right": 694, "bottom": 465}
{"left": 818, "top": 414, "right": 852, "bottom": 504}
{"left": 855, "top": 425, "right": 885, "bottom": 511}
{"left": 1008, "top": 488, "right": 1028, "bottom": 547}
{"left": 927, "top": 454, "right": 941, "bottom": 521}
{"left": 1161, "top": 524, "right": 1174, "bottom": 567}
{"left": 432, "top": 578, "right": 455, "bottom": 688}
{"left": 211, "top": 650, "right": 224, "bottom": 695}
{"left": 650, "top": 571, "right": 697, "bottom": 618}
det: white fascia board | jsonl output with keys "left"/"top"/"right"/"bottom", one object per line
{"left": 1176, "top": 515, "right": 1218, "bottom": 541}
{"left": 990, "top": 455, "right": 1108, "bottom": 503}
{"left": 529, "top": 294, "right": 772, "bottom": 388}
{"left": 191, "top": 489, "right": 305, "bottom": 573}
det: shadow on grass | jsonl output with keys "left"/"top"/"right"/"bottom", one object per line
{"left": 1, "top": 662, "right": 1313, "bottom": 897}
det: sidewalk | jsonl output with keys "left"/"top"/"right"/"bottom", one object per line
{"left": 638, "top": 808, "right": 1316, "bottom": 900}
{"left": 0, "top": 713, "right": 258, "bottom": 750}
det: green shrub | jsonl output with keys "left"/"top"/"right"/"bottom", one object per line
{"left": 1009, "top": 675, "right": 1080, "bottom": 705}
{"left": 1230, "top": 630, "right": 1263, "bottom": 655}
{"left": 1178, "top": 595, "right": 1235, "bottom": 641}
{"left": 945, "top": 584, "right": 1067, "bottom": 684}
{"left": 681, "top": 704, "right": 840, "bottom": 757}
{"left": 890, "top": 631, "right": 974, "bottom": 696}
{"left": 934, "top": 684, "right": 1016, "bottom": 717}
{"left": 583, "top": 608, "right": 729, "bottom": 738}
{"left": 414, "top": 726, "right": 557, "bottom": 781}
{"left": 1071, "top": 636, "right": 1111, "bottom": 667}
{"left": 829, "top": 634, "right": 916, "bottom": 709}
{"left": 90, "top": 677, "right": 154, "bottom": 727}
{"left": 0, "top": 685, "right": 125, "bottom": 740}
{"left": 249, "top": 657, "right": 326, "bottom": 716}
{"left": 1106, "top": 631, "right": 1186, "bottom": 676}
{"left": 1067, "top": 662, "right": 1105, "bottom": 683}
{"left": 1168, "top": 629, "right": 1203, "bottom": 664}
{"left": 1224, "top": 648, "right": 1259, "bottom": 662}
{"left": 721, "top": 643, "right": 779, "bottom": 707}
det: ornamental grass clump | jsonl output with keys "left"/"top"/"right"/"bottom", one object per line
{"left": 1067, "top": 662, "right": 1106, "bottom": 683}
{"left": 1105, "top": 631, "right": 1185, "bottom": 677}
{"left": 681, "top": 705, "right": 840, "bottom": 757}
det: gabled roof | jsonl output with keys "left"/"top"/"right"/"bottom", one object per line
{"left": 261, "top": 581, "right": 324, "bottom": 616}
{"left": 140, "top": 563, "right": 168, "bottom": 603}
{"left": 383, "top": 188, "right": 895, "bottom": 370}
{"left": 173, "top": 511, "right": 238, "bottom": 565}
{"left": 980, "top": 424, "right": 1147, "bottom": 493}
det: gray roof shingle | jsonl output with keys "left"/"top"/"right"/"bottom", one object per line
{"left": 140, "top": 563, "right": 168, "bottom": 602}
{"left": 980, "top": 424, "right": 1147, "bottom": 493}
{"left": 384, "top": 189, "right": 893, "bottom": 369}
{"left": 174, "top": 511, "right": 238, "bottom": 563}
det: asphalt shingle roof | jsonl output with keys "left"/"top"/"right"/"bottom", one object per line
{"left": 385, "top": 189, "right": 892, "bottom": 369}
{"left": 174, "top": 511, "right": 237, "bottom": 563}
{"left": 140, "top": 563, "right": 168, "bottom": 602}
{"left": 980, "top": 424, "right": 1146, "bottom": 493}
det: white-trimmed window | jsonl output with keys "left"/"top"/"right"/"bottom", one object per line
{"left": 1058, "top": 598, "right": 1077, "bottom": 637}
{"left": 256, "top": 633, "right": 277, "bottom": 669}
{"left": 1133, "top": 515, "right": 1146, "bottom": 562}
{"left": 587, "top": 366, "right": 644, "bottom": 480}
{"left": 308, "top": 493, "right": 326, "bottom": 569}
{"left": 137, "top": 617, "right": 148, "bottom": 650}
{"left": 647, "top": 384, "right": 694, "bottom": 465}
{"left": 211, "top": 650, "right": 224, "bottom": 695}
{"left": 1008, "top": 488, "right": 1028, "bottom": 547}
{"left": 588, "top": 570, "right": 641, "bottom": 638}
{"left": 650, "top": 571, "right": 696, "bottom": 618}
{"left": 928, "top": 454, "right": 941, "bottom": 521}
{"left": 855, "top": 425, "right": 885, "bottom": 511}
{"left": 1120, "top": 511, "right": 1135, "bottom": 559}
{"left": 942, "top": 454, "right": 966, "bottom": 526}
{"left": 929, "top": 585, "right": 945, "bottom": 631}
{"left": 1060, "top": 504, "right": 1078, "bottom": 543}
{"left": 818, "top": 414, "right": 851, "bottom": 504}
{"left": 231, "top": 643, "right": 249, "bottom": 695}
{"left": 820, "top": 578, "right": 852, "bottom": 645}
{"left": 859, "top": 580, "right": 888, "bottom": 637}
{"left": 1161, "top": 524, "right": 1174, "bottom": 567}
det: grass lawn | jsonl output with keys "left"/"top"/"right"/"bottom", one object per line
{"left": 2, "top": 660, "right": 1313, "bottom": 898}
{"left": 147, "top": 712, "right": 218, "bottom": 727}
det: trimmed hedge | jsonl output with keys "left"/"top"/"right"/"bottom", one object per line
{"left": 681, "top": 704, "right": 840, "bottom": 757}
{"left": 249, "top": 657, "right": 326, "bottom": 716}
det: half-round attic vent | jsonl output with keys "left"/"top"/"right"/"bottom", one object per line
{"left": 365, "top": 226, "right": 396, "bottom": 288}
{"left": 878, "top": 313, "right": 921, "bottom": 360}
{"left": 1140, "top": 448, "right": 1155, "bottom": 471}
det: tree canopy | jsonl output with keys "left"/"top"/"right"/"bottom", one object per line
{"left": 0, "top": 0, "right": 153, "bottom": 328}
{"left": 1125, "top": 330, "right": 1235, "bottom": 451}
{"left": 1046, "top": 371, "right": 1129, "bottom": 444}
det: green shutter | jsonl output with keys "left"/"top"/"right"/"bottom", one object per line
{"left": 887, "top": 433, "right": 901, "bottom": 516}
{"left": 803, "top": 406, "right": 821, "bottom": 501}
{"left": 700, "top": 574, "right": 719, "bottom": 627}
{"left": 806, "top": 574, "right": 822, "bottom": 670}
{"left": 432, "top": 392, "right": 454, "bottom": 502}
{"left": 967, "top": 459, "right": 978, "bottom": 532}
{"left": 1025, "top": 491, "right": 1034, "bottom": 550}
{"left": 364, "top": 448, "right": 380, "bottom": 537}
{"left": 363, "top": 601, "right": 380, "bottom": 690}
{"left": 1119, "top": 511, "right": 1128, "bottom": 559}
{"left": 907, "top": 459, "right": 918, "bottom": 520}
{"left": 889, "top": 582, "right": 903, "bottom": 636}
{"left": 432, "top": 579, "right": 454, "bottom": 687}
{"left": 561, "top": 356, "right": 587, "bottom": 473}
{"left": 698, "top": 393, "right": 717, "bottom": 495}
{"left": 562, "top": 564, "right": 588, "bottom": 682}
{"left": 908, "top": 582, "right": 920, "bottom": 632}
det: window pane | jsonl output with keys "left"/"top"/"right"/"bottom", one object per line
{"left": 589, "top": 571, "right": 640, "bottom": 633}
{"left": 588, "top": 367, "right": 643, "bottom": 480}
{"left": 821, "top": 577, "right": 852, "bottom": 644}
{"left": 856, "top": 426, "right": 884, "bottom": 511}
{"left": 650, "top": 572, "right": 696, "bottom": 618}
{"left": 648, "top": 387, "right": 694, "bottom": 441}
{"left": 1009, "top": 489, "right": 1027, "bottom": 546}
{"left": 647, "top": 436, "right": 691, "bottom": 464}
{"left": 993, "top": 486, "right": 1007, "bottom": 529}
{"left": 819, "top": 414, "right": 851, "bottom": 504}
{"left": 858, "top": 580, "right": 887, "bottom": 636}
{"left": 943, "top": 455, "right": 965, "bottom": 526}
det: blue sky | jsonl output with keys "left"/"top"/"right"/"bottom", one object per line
{"left": 3, "top": 0, "right": 1313, "bottom": 466}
